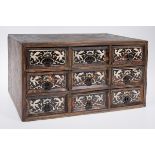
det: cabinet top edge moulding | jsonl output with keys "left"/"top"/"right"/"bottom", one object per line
{"left": 8, "top": 33, "right": 147, "bottom": 47}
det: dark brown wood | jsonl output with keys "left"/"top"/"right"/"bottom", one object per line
{"left": 8, "top": 33, "right": 148, "bottom": 122}
{"left": 8, "top": 36, "right": 23, "bottom": 118}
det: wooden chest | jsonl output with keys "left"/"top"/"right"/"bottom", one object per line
{"left": 8, "top": 33, "right": 148, "bottom": 121}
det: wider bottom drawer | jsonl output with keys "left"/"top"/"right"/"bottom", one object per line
{"left": 27, "top": 94, "right": 67, "bottom": 116}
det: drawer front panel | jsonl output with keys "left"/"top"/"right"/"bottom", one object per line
{"left": 27, "top": 95, "right": 66, "bottom": 115}
{"left": 111, "top": 88, "right": 143, "bottom": 107}
{"left": 112, "top": 46, "right": 144, "bottom": 65}
{"left": 72, "top": 91, "right": 107, "bottom": 112}
{"left": 112, "top": 67, "right": 143, "bottom": 86}
{"left": 72, "top": 70, "right": 108, "bottom": 90}
{"left": 27, "top": 72, "right": 67, "bottom": 93}
{"left": 72, "top": 46, "right": 109, "bottom": 65}
{"left": 27, "top": 48, "right": 67, "bottom": 68}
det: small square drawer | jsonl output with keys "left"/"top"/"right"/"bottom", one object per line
{"left": 27, "top": 48, "right": 67, "bottom": 69}
{"left": 72, "top": 46, "right": 109, "bottom": 66}
{"left": 72, "top": 69, "right": 109, "bottom": 90}
{"left": 27, "top": 94, "right": 67, "bottom": 115}
{"left": 111, "top": 87, "right": 143, "bottom": 108}
{"left": 112, "top": 46, "right": 144, "bottom": 65}
{"left": 27, "top": 71, "right": 67, "bottom": 94}
{"left": 112, "top": 66, "right": 144, "bottom": 86}
{"left": 72, "top": 91, "right": 108, "bottom": 112}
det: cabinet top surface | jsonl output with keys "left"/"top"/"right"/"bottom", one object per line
{"left": 8, "top": 33, "right": 147, "bottom": 44}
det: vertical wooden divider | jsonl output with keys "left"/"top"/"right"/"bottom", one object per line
{"left": 108, "top": 45, "right": 112, "bottom": 110}
{"left": 67, "top": 47, "right": 72, "bottom": 113}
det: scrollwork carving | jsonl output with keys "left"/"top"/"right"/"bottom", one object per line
{"left": 28, "top": 97, "right": 65, "bottom": 114}
{"left": 112, "top": 89, "right": 141, "bottom": 105}
{"left": 73, "top": 71, "right": 106, "bottom": 87}
{"left": 72, "top": 93, "right": 106, "bottom": 112}
{"left": 29, "top": 49, "right": 66, "bottom": 66}
{"left": 112, "top": 67, "right": 143, "bottom": 85}
{"left": 113, "top": 47, "right": 143, "bottom": 64}
{"left": 73, "top": 48, "right": 108, "bottom": 64}
{"left": 29, "top": 74, "right": 65, "bottom": 90}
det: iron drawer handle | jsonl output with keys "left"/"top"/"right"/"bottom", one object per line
{"left": 85, "top": 101, "right": 92, "bottom": 110}
{"left": 123, "top": 75, "right": 131, "bottom": 84}
{"left": 42, "top": 82, "right": 52, "bottom": 90}
{"left": 42, "top": 57, "right": 53, "bottom": 66}
{"left": 127, "top": 53, "right": 134, "bottom": 61}
{"left": 85, "top": 56, "right": 95, "bottom": 64}
{"left": 123, "top": 96, "right": 131, "bottom": 104}
{"left": 85, "top": 77, "right": 92, "bottom": 86}
{"left": 43, "top": 104, "right": 51, "bottom": 112}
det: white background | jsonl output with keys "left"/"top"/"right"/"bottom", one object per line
{"left": 0, "top": 26, "right": 155, "bottom": 129}
{"left": 0, "top": 0, "right": 155, "bottom": 155}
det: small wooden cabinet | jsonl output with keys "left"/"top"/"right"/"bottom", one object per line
{"left": 8, "top": 33, "right": 148, "bottom": 121}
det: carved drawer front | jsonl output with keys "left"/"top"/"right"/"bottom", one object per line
{"left": 27, "top": 48, "right": 67, "bottom": 68}
{"left": 27, "top": 95, "right": 66, "bottom": 115}
{"left": 72, "top": 91, "right": 107, "bottom": 112}
{"left": 111, "top": 88, "right": 143, "bottom": 107}
{"left": 72, "top": 46, "right": 109, "bottom": 66}
{"left": 112, "top": 46, "right": 144, "bottom": 65}
{"left": 27, "top": 72, "right": 67, "bottom": 93}
{"left": 72, "top": 70, "right": 108, "bottom": 90}
{"left": 112, "top": 67, "right": 143, "bottom": 86}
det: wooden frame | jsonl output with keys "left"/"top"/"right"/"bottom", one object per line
{"left": 8, "top": 33, "right": 148, "bottom": 121}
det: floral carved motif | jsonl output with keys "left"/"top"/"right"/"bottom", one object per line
{"left": 72, "top": 93, "right": 106, "bottom": 112}
{"left": 28, "top": 97, "right": 65, "bottom": 114}
{"left": 28, "top": 74, "right": 65, "bottom": 90}
{"left": 112, "top": 67, "right": 143, "bottom": 85}
{"left": 73, "top": 71, "right": 106, "bottom": 87}
{"left": 113, "top": 47, "right": 143, "bottom": 64}
{"left": 73, "top": 48, "right": 108, "bottom": 64}
{"left": 112, "top": 89, "right": 141, "bottom": 105}
{"left": 29, "top": 49, "right": 66, "bottom": 66}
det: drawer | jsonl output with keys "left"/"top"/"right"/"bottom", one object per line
{"left": 27, "top": 48, "right": 67, "bottom": 69}
{"left": 112, "top": 66, "right": 144, "bottom": 86}
{"left": 72, "top": 46, "right": 109, "bottom": 66}
{"left": 111, "top": 87, "right": 143, "bottom": 108}
{"left": 112, "top": 46, "right": 144, "bottom": 65}
{"left": 72, "top": 69, "right": 109, "bottom": 90}
{"left": 27, "top": 94, "right": 67, "bottom": 115}
{"left": 72, "top": 91, "right": 108, "bottom": 112}
{"left": 27, "top": 71, "right": 67, "bottom": 94}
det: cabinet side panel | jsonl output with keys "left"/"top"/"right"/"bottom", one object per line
{"left": 8, "top": 36, "right": 23, "bottom": 119}
{"left": 144, "top": 41, "right": 148, "bottom": 106}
